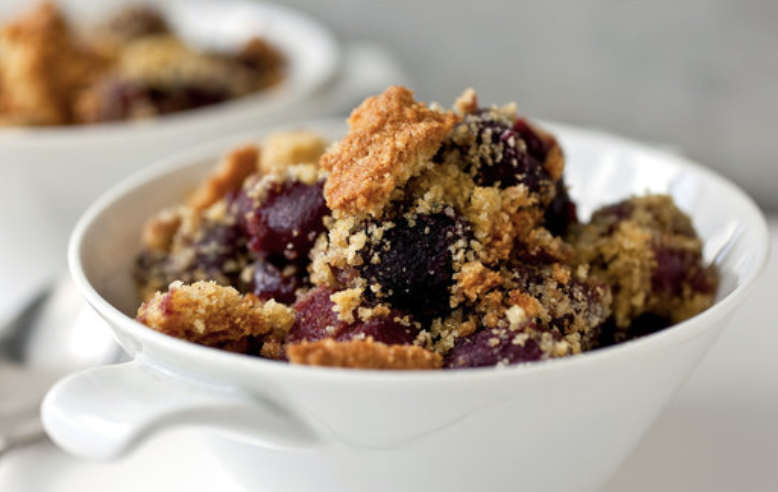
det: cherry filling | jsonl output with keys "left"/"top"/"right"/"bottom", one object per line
{"left": 231, "top": 178, "right": 329, "bottom": 303}
{"left": 286, "top": 287, "right": 419, "bottom": 346}
{"left": 466, "top": 113, "right": 552, "bottom": 193}
{"left": 249, "top": 259, "right": 305, "bottom": 305}
{"left": 359, "top": 211, "right": 467, "bottom": 322}
{"left": 444, "top": 323, "right": 547, "bottom": 368}
{"left": 85, "top": 78, "right": 231, "bottom": 123}
{"left": 544, "top": 178, "right": 578, "bottom": 237}
{"left": 245, "top": 180, "right": 328, "bottom": 262}
{"left": 652, "top": 244, "right": 717, "bottom": 296}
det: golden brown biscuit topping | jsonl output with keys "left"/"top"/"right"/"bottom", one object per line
{"left": 321, "top": 86, "right": 460, "bottom": 216}
{"left": 287, "top": 339, "right": 443, "bottom": 370}
{"left": 137, "top": 281, "right": 294, "bottom": 353}
{"left": 187, "top": 145, "right": 259, "bottom": 212}
{"left": 0, "top": 2, "right": 105, "bottom": 125}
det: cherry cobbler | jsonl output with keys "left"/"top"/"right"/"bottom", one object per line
{"left": 134, "top": 86, "right": 718, "bottom": 370}
{"left": 0, "top": 2, "right": 284, "bottom": 126}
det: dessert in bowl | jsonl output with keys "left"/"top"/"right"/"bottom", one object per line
{"left": 0, "top": 0, "right": 338, "bottom": 242}
{"left": 43, "top": 88, "right": 769, "bottom": 492}
{"left": 0, "top": 2, "right": 286, "bottom": 127}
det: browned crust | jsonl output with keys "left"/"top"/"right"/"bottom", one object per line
{"left": 187, "top": 145, "right": 259, "bottom": 211}
{"left": 136, "top": 281, "right": 294, "bottom": 351}
{"left": 453, "top": 261, "right": 503, "bottom": 303}
{"left": 544, "top": 143, "right": 565, "bottom": 182}
{"left": 140, "top": 206, "right": 184, "bottom": 252}
{"left": 321, "top": 86, "right": 460, "bottom": 215}
{"left": 0, "top": 2, "right": 106, "bottom": 125}
{"left": 465, "top": 185, "right": 541, "bottom": 265}
{"left": 260, "top": 131, "right": 327, "bottom": 174}
{"left": 1, "top": 4, "right": 285, "bottom": 127}
{"left": 286, "top": 338, "right": 443, "bottom": 370}
{"left": 453, "top": 87, "right": 478, "bottom": 115}
{"left": 508, "top": 290, "right": 544, "bottom": 320}
{"left": 573, "top": 194, "right": 714, "bottom": 328}
{"left": 239, "top": 36, "right": 285, "bottom": 88}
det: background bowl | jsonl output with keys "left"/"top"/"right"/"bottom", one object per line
{"left": 43, "top": 121, "right": 769, "bottom": 492}
{"left": 0, "top": 0, "right": 340, "bottom": 330}
{"left": 0, "top": 0, "right": 338, "bottom": 234}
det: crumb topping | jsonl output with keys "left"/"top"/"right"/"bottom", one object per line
{"left": 133, "top": 88, "right": 718, "bottom": 370}
{"left": 321, "top": 86, "right": 460, "bottom": 216}
{"left": 571, "top": 194, "right": 717, "bottom": 332}
{"left": 187, "top": 145, "right": 259, "bottom": 211}
{"left": 287, "top": 338, "right": 443, "bottom": 370}
{"left": 0, "top": 2, "right": 105, "bottom": 125}
{"left": 136, "top": 280, "right": 294, "bottom": 352}
{"left": 453, "top": 87, "right": 478, "bottom": 115}
{"left": 330, "top": 287, "right": 363, "bottom": 324}
{"left": 261, "top": 131, "right": 327, "bottom": 175}
{"left": 0, "top": 2, "right": 285, "bottom": 126}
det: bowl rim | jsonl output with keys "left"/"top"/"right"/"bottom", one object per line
{"left": 68, "top": 119, "right": 772, "bottom": 386}
{"left": 0, "top": 0, "right": 340, "bottom": 144}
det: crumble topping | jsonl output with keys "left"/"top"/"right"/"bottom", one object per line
{"left": 286, "top": 338, "right": 443, "bottom": 370}
{"left": 135, "top": 133, "right": 326, "bottom": 305}
{"left": 136, "top": 280, "right": 294, "bottom": 353}
{"left": 187, "top": 145, "right": 259, "bottom": 212}
{"left": 261, "top": 131, "right": 328, "bottom": 175}
{"left": 133, "top": 87, "right": 718, "bottom": 370}
{"left": 571, "top": 194, "right": 717, "bottom": 335}
{"left": 0, "top": 2, "right": 105, "bottom": 126}
{"left": 321, "top": 86, "right": 460, "bottom": 216}
{"left": 0, "top": 2, "right": 285, "bottom": 126}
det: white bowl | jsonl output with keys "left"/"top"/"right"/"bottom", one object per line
{"left": 43, "top": 121, "right": 769, "bottom": 492}
{"left": 0, "top": 0, "right": 339, "bottom": 242}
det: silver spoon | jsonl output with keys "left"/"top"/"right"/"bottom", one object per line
{"left": 0, "top": 276, "right": 122, "bottom": 456}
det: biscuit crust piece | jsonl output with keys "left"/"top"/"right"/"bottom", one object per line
{"left": 187, "top": 145, "right": 259, "bottom": 211}
{"left": 287, "top": 338, "right": 443, "bottom": 370}
{"left": 136, "top": 280, "right": 294, "bottom": 351}
{"left": 260, "top": 130, "right": 327, "bottom": 174}
{"left": 0, "top": 2, "right": 104, "bottom": 125}
{"left": 321, "top": 86, "right": 460, "bottom": 216}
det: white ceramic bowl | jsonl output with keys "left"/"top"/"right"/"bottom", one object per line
{"left": 43, "top": 121, "right": 770, "bottom": 492}
{"left": 0, "top": 0, "right": 339, "bottom": 242}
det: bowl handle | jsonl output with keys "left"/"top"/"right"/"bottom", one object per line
{"left": 41, "top": 360, "right": 323, "bottom": 460}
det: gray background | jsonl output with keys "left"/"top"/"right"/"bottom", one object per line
{"left": 286, "top": 0, "right": 778, "bottom": 212}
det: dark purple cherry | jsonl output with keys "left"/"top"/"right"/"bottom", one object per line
{"left": 146, "top": 85, "right": 230, "bottom": 115}
{"left": 445, "top": 325, "right": 545, "bottom": 369}
{"left": 360, "top": 211, "right": 466, "bottom": 321}
{"left": 84, "top": 79, "right": 147, "bottom": 122}
{"left": 468, "top": 114, "right": 552, "bottom": 192}
{"left": 544, "top": 178, "right": 578, "bottom": 237}
{"left": 246, "top": 180, "right": 328, "bottom": 262}
{"left": 286, "top": 287, "right": 419, "bottom": 346}
{"left": 652, "top": 245, "right": 716, "bottom": 295}
{"left": 250, "top": 259, "right": 305, "bottom": 304}
{"left": 513, "top": 118, "right": 548, "bottom": 163}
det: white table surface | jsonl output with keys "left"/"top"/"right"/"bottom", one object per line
{"left": 0, "top": 217, "right": 775, "bottom": 492}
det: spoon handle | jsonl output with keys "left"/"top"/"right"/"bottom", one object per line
{"left": 0, "top": 362, "right": 62, "bottom": 458}
{"left": 0, "top": 415, "right": 47, "bottom": 458}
